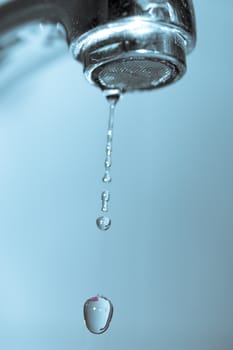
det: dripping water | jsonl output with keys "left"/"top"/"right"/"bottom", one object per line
{"left": 83, "top": 295, "right": 113, "bottom": 334}
{"left": 96, "top": 89, "right": 120, "bottom": 231}
{"left": 84, "top": 90, "right": 120, "bottom": 335}
{"left": 102, "top": 90, "right": 119, "bottom": 184}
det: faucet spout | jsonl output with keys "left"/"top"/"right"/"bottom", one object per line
{"left": 71, "top": 0, "right": 196, "bottom": 93}
{"left": 0, "top": 1, "right": 196, "bottom": 93}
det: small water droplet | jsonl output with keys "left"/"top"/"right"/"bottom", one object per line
{"left": 101, "top": 190, "right": 110, "bottom": 212}
{"left": 105, "top": 155, "right": 111, "bottom": 168}
{"left": 101, "top": 190, "right": 110, "bottom": 201}
{"left": 96, "top": 216, "right": 111, "bottom": 230}
{"left": 101, "top": 203, "right": 108, "bottom": 212}
{"left": 104, "top": 89, "right": 121, "bottom": 105}
{"left": 84, "top": 295, "right": 113, "bottom": 334}
{"left": 106, "top": 148, "right": 111, "bottom": 157}
{"left": 102, "top": 171, "right": 111, "bottom": 183}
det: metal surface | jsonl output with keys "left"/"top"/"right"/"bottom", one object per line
{"left": 71, "top": 0, "right": 196, "bottom": 92}
{"left": 0, "top": 0, "right": 107, "bottom": 89}
{"left": 0, "top": 1, "right": 196, "bottom": 93}
{"left": 72, "top": 17, "right": 187, "bottom": 92}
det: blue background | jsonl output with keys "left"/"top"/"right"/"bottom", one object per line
{"left": 0, "top": 0, "right": 232, "bottom": 349}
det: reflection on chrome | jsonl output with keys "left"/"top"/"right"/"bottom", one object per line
{"left": 0, "top": 1, "right": 196, "bottom": 93}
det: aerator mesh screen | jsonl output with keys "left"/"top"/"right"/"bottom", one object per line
{"left": 94, "top": 58, "right": 177, "bottom": 91}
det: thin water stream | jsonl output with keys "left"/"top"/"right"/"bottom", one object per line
{"left": 96, "top": 90, "right": 120, "bottom": 231}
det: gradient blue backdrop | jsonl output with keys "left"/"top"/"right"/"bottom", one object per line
{"left": 0, "top": 0, "right": 232, "bottom": 349}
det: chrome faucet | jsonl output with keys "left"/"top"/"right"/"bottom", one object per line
{"left": 0, "top": 0, "right": 196, "bottom": 93}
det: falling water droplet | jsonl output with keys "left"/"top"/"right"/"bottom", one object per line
{"left": 96, "top": 216, "right": 111, "bottom": 231}
{"left": 101, "top": 190, "right": 110, "bottom": 212}
{"left": 105, "top": 155, "right": 112, "bottom": 168}
{"left": 102, "top": 170, "right": 112, "bottom": 183}
{"left": 102, "top": 190, "right": 110, "bottom": 201}
{"left": 84, "top": 295, "right": 113, "bottom": 334}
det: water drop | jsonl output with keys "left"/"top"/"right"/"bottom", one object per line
{"left": 101, "top": 203, "right": 108, "bottom": 212}
{"left": 84, "top": 295, "right": 113, "bottom": 334}
{"left": 104, "top": 155, "right": 111, "bottom": 168}
{"left": 102, "top": 190, "right": 110, "bottom": 201}
{"left": 101, "top": 190, "right": 110, "bottom": 212}
{"left": 96, "top": 216, "right": 111, "bottom": 230}
{"left": 104, "top": 89, "right": 121, "bottom": 105}
{"left": 106, "top": 144, "right": 112, "bottom": 156}
{"left": 102, "top": 170, "right": 112, "bottom": 183}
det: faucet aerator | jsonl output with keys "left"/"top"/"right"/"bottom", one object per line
{"left": 71, "top": 8, "right": 195, "bottom": 94}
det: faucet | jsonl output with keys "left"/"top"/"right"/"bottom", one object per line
{"left": 0, "top": 0, "right": 196, "bottom": 93}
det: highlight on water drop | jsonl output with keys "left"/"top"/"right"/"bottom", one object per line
{"left": 83, "top": 295, "right": 113, "bottom": 335}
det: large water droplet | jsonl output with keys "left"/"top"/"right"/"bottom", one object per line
{"left": 84, "top": 295, "right": 113, "bottom": 334}
{"left": 96, "top": 216, "right": 111, "bottom": 230}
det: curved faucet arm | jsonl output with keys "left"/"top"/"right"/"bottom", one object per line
{"left": 0, "top": 0, "right": 109, "bottom": 91}
{"left": 0, "top": 0, "right": 196, "bottom": 47}
{"left": 0, "top": 0, "right": 108, "bottom": 42}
